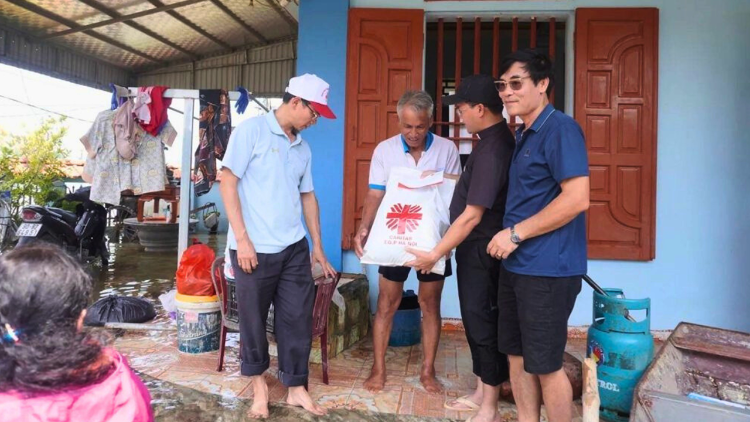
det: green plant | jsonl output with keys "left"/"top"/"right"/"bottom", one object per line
{"left": 0, "top": 117, "right": 69, "bottom": 219}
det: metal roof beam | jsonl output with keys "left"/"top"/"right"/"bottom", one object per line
{"left": 266, "top": 0, "right": 298, "bottom": 34}
{"left": 209, "top": 0, "right": 268, "bottom": 44}
{"left": 145, "top": 0, "right": 233, "bottom": 51}
{"left": 40, "top": 0, "right": 208, "bottom": 41}
{"left": 76, "top": 0, "right": 200, "bottom": 61}
{"left": 5, "top": 0, "right": 161, "bottom": 63}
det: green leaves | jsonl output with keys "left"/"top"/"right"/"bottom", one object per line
{"left": 0, "top": 117, "right": 70, "bottom": 219}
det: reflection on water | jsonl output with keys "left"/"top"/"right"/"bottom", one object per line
{"left": 90, "top": 233, "right": 227, "bottom": 301}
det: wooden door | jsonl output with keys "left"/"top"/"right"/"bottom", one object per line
{"left": 342, "top": 8, "right": 424, "bottom": 249}
{"left": 575, "top": 8, "right": 659, "bottom": 261}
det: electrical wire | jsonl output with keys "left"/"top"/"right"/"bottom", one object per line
{"left": 0, "top": 104, "right": 104, "bottom": 109}
{"left": 0, "top": 94, "right": 93, "bottom": 123}
{"left": 0, "top": 106, "right": 108, "bottom": 118}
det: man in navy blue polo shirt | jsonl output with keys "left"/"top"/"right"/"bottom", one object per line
{"left": 487, "top": 49, "right": 590, "bottom": 422}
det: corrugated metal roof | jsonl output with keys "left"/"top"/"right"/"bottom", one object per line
{"left": 0, "top": 0, "right": 297, "bottom": 92}
{"left": 0, "top": 26, "right": 133, "bottom": 90}
{"left": 136, "top": 40, "right": 295, "bottom": 96}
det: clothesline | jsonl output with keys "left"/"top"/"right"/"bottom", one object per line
{"left": 113, "top": 86, "right": 269, "bottom": 114}
{"left": 116, "top": 87, "right": 242, "bottom": 101}
{"left": 0, "top": 93, "right": 94, "bottom": 123}
{"left": 166, "top": 103, "right": 269, "bottom": 120}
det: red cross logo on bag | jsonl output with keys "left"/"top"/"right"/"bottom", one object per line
{"left": 385, "top": 204, "right": 422, "bottom": 234}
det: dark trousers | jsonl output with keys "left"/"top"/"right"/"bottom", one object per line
{"left": 455, "top": 239, "right": 510, "bottom": 386}
{"left": 230, "top": 238, "right": 314, "bottom": 387}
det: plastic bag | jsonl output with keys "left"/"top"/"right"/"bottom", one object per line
{"left": 360, "top": 167, "right": 456, "bottom": 275}
{"left": 84, "top": 295, "right": 156, "bottom": 327}
{"left": 175, "top": 244, "right": 216, "bottom": 296}
{"left": 159, "top": 289, "right": 177, "bottom": 313}
{"left": 223, "top": 244, "right": 235, "bottom": 280}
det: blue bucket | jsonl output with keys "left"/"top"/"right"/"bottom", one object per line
{"left": 176, "top": 296, "right": 221, "bottom": 354}
{"left": 389, "top": 290, "right": 421, "bottom": 347}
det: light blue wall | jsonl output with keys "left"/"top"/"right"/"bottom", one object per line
{"left": 306, "top": 0, "right": 750, "bottom": 332}
{"left": 296, "top": 0, "right": 349, "bottom": 270}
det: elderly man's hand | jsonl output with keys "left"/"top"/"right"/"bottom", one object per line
{"left": 353, "top": 226, "right": 369, "bottom": 259}
{"left": 486, "top": 228, "right": 518, "bottom": 260}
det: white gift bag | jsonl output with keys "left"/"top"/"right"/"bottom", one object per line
{"left": 360, "top": 167, "right": 456, "bottom": 275}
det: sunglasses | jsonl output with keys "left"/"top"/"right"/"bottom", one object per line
{"left": 494, "top": 76, "right": 531, "bottom": 93}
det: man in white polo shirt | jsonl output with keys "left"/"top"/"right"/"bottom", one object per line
{"left": 354, "top": 90, "right": 461, "bottom": 393}
{"left": 220, "top": 73, "right": 337, "bottom": 419}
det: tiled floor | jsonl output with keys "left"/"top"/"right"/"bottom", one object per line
{"left": 116, "top": 328, "right": 587, "bottom": 421}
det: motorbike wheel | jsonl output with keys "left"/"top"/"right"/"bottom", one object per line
{"left": 122, "top": 226, "right": 138, "bottom": 242}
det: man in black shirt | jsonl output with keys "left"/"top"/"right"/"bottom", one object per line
{"left": 407, "top": 74, "right": 515, "bottom": 422}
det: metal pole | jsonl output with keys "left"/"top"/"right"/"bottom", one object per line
{"left": 178, "top": 98, "right": 194, "bottom": 265}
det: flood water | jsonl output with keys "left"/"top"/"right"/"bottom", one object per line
{"left": 90, "top": 232, "right": 227, "bottom": 302}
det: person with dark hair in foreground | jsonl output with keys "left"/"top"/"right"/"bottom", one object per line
{"left": 0, "top": 244, "right": 152, "bottom": 422}
{"left": 220, "top": 73, "right": 337, "bottom": 419}
{"left": 488, "top": 49, "right": 590, "bottom": 422}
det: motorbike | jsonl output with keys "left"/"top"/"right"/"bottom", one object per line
{"left": 15, "top": 187, "right": 109, "bottom": 265}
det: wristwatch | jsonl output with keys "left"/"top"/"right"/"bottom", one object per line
{"left": 510, "top": 226, "right": 522, "bottom": 245}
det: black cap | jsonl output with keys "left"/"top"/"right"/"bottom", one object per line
{"left": 442, "top": 74, "right": 503, "bottom": 107}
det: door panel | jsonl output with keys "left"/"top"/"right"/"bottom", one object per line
{"left": 575, "top": 8, "right": 658, "bottom": 261}
{"left": 342, "top": 8, "right": 424, "bottom": 249}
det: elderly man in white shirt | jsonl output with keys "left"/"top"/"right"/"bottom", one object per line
{"left": 354, "top": 90, "right": 461, "bottom": 394}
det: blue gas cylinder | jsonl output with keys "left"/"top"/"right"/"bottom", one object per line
{"left": 587, "top": 288, "right": 654, "bottom": 422}
{"left": 389, "top": 290, "right": 421, "bottom": 347}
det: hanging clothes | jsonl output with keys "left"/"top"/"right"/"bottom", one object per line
{"left": 109, "top": 83, "right": 128, "bottom": 111}
{"left": 133, "top": 89, "right": 152, "bottom": 125}
{"left": 113, "top": 98, "right": 139, "bottom": 161}
{"left": 126, "top": 123, "right": 177, "bottom": 195}
{"left": 138, "top": 86, "right": 171, "bottom": 136}
{"left": 194, "top": 89, "right": 231, "bottom": 197}
{"left": 81, "top": 110, "right": 176, "bottom": 204}
{"left": 81, "top": 109, "right": 126, "bottom": 205}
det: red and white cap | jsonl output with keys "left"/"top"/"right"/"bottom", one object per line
{"left": 285, "top": 73, "right": 336, "bottom": 119}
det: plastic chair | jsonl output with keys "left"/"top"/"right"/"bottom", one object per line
{"left": 311, "top": 269, "right": 342, "bottom": 385}
{"left": 211, "top": 257, "right": 238, "bottom": 372}
{"left": 211, "top": 257, "right": 342, "bottom": 385}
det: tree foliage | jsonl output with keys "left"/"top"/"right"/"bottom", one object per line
{"left": 0, "top": 117, "right": 69, "bottom": 218}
